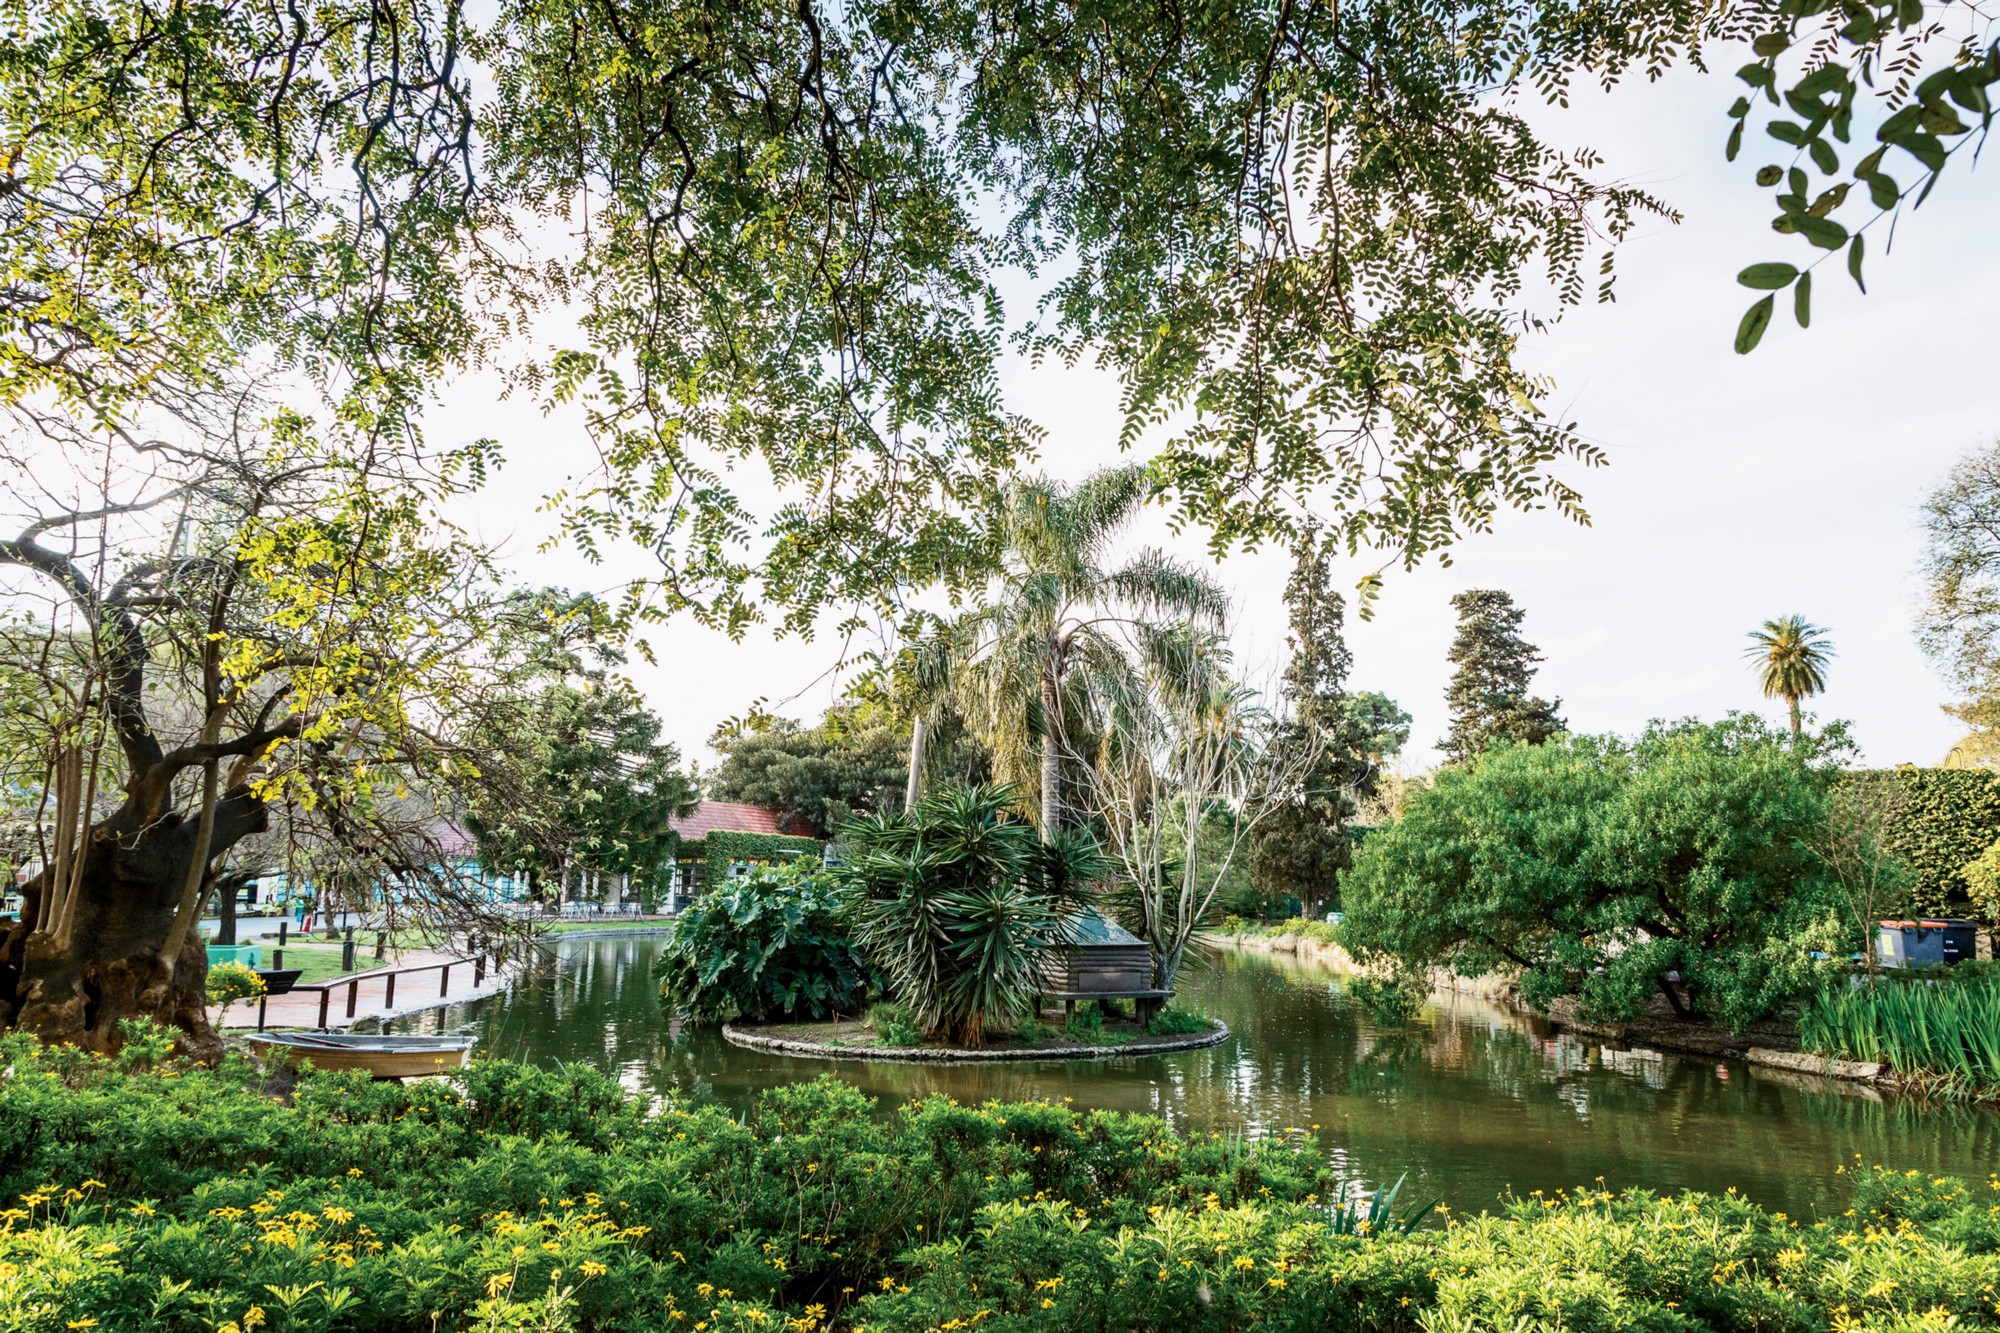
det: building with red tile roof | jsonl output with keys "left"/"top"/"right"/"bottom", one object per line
{"left": 668, "top": 800, "right": 816, "bottom": 840}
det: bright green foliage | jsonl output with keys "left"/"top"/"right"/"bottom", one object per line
{"left": 1345, "top": 716, "right": 1848, "bottom": 1031}
{"left": 1727, "top": 2, "right": 1999, "bottom": 352}
{"left": 1876, "top": 767, "right": 2000, "bottom": 915}
{"left": 5, "top": 1035, "right": 2000, "bottom": 1331}
{"left": 838, "top": 784, "right": 1105, "bottom": 1045}
{"left": 946, "top": 465, "right": 1227, "bottom": 831}
{"left": 1143, "top": 1005, "right": 1214, "bottom": 1037}
{"left": 868, "top": 1002, "right": 925, "bottom": 1047}
{"left": 1251, "top": 534, "right": 1410, "bottom": 914}
{"left": 1438, "top": 590, "right": 1564, "bottom": 765}
{"left": 201, "top": 961, "right": 264, "bottom": 1013}
{"left": 1744, "top": 615, "right": 1834, "bottom": 737}
{"left": 692, "top": 832, "right": 827, "bottom": 889}
{"left": 1801, "top": 970, "right": 2000, "bottom": 1094}
{"left": 655, "top": 865, "right": 867, "bottom": 1024}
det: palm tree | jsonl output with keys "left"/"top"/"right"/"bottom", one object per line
{"left": 949, "top": 465, "right": 1227, "bottom": 832}
{"left": 1744, "top": 616, "right": 1835, "bottom": 739}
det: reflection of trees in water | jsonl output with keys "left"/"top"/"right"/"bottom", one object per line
{"left": 409, "top": 936, "right": 2000, "bottom": 1218}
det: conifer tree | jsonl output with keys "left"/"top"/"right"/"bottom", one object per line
{"left": 1438, "top": 590, "right": 1564, "bottom": 766}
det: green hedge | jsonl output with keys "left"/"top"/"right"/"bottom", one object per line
{"left": 678, "top": 830, "right": 823, "bottom": 885}
{"left": 3, "top": 1030, "right": 1998, "bottom": 1333}
{"left": 1876, "top": 767, "right": 2000, "bottom": 915}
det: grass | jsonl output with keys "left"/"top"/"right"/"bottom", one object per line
{"left": 1799, "top": 970, "right": 2000, "bottom": 1097}
{"left": 544, "top": 916, "right": 673, "bottom": 934}
{"left": 766, "top": 1001, "right": 1220, "bottom": 1052}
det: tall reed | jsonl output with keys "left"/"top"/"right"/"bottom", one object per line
{"left": 1799, "top": 971, "right": 2000, "bottom": 1094}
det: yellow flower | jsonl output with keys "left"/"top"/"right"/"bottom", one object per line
{"left": 1232, "top": 1256, "right": 1255, "bottom": 1271}
{"left": 67, "top": 1322, "right": 100, "bottom": 1331}
{"left": 244, "top": 1308, "right": 267, "bottom": 1329}
{"left": 581, "top": 1261, "right": 608, "bottom": 1278}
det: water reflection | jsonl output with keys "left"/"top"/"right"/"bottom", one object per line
{"left": 387, "top": 935, "right": 1998, "bottom": 1217}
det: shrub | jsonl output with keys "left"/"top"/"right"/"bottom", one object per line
{"left": 654, "top": 863, "right": 868, "bottom": 1023}
{"left": 1877, "top": 766, "right": 2000, "bottom": 914}
{"left": 839, "top": 783, "right": 1105, "bottom": 1045}
{"left": 1, "top": 1037, "right": 1997, "bottom": 1333}
{"left": 867, "top": 1001, "right": 924, "bottom": 1047}
{"left": 1063, "top": 1001, "right": 1106, "bottom": 1041}
{"left": 1143, "top": 1004, "right": 1211, "bottom": 1036}
{"left": 202, "top": 960, "right": 265, "bottom": 1025}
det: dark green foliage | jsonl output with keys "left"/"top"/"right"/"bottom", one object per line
{"left": 655, "top": 865, "right": 866, "bottom": 1023}
{"left": 466, "top": 589, "right": 699, "bottom": 897}
{"left": 1875, "top": 767, "right": 2000, "bottom": 914}
{"left": 5, "top": 1035, "right": 2000, "bottom": 1331}
{"left": 1250, "top": 534, "right": 1410, "bottom": 915}
{"left": 708, "top": 698, "right": 991, "bottom": 834}
{"left": 694, "top": 830, "right": 826, "bottom": 886}
{"left": 1345, "top": 715, "right": 1847, "bottom": 1031}
{"left": 1143, "top": 1004, "right": 1213, "bottom": 1036}
{"left": 1438, "top": 589, "right": 1564, "bottom": 765}
{"left": 837, "top": 784, "right": 1105, "bottom": 1045}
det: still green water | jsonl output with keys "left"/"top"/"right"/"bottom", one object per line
{"left": 387, "top": 934, "right": 1998, "bottom": 1217}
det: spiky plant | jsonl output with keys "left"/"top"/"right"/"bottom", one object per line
{"left": 840, "top": 783, "right": 1104, "bottom": 1046}
{"left": 1744, "top": 615, "right": 1835, "bottom": 738}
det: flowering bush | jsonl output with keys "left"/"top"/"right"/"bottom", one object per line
{"left": 204, "top": 961, "right": 266, "bottom": 1025}
{"left": 0, "top": 1030, "right": 1997, "bottom": 1331}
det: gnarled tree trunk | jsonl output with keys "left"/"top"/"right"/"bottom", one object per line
{"left": 0, "top": 785, "right": 267, "bottom": 1058}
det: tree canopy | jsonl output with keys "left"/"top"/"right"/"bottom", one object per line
{"left": 1438, "top": 590, "right": 1564, "bottom": 765}
{"left": 16, "top": 1, "right": 1989, "bottom": 640}
{"left": 1342, "top": 715, "right": 1849, "bottom": 1032}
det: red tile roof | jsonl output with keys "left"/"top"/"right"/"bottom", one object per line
{"left": 669, "top": 801, "right": 809, "bottom": 840}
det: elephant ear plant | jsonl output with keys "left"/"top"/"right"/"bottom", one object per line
{"left": 839, "top": 784, "right": 1105, "bottom": 1046}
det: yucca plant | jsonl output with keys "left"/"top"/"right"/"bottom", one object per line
{"left": 839, "top": 783, "right": 1105, "bottom": 1046}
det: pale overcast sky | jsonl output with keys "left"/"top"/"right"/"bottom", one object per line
{"left": 436, "top": 59, "right": 2000, "bottom": 774}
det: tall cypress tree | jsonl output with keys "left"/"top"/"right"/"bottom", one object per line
{"left": 1249, "top": 534, "right": 1410, "bottom": 915}
{"left": 1438, "top": 589, "right": 1564, "bottom": 765}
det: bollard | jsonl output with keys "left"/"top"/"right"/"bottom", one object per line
{"left": 277, "top": 920, "right": 288, "bottom": 948}
{"left": 340, "top": 936, "right": 356, "bottom": 972}
{"left": 271, "top": 948, "right": 284, "bottom": 969}
{"left": 374, "top": 929, "right": 387, "bottom": 961}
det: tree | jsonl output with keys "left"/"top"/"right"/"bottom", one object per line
{"left": 1249, "top": 535, "right": 1411, "bottom": 916}
{"left": 1343, "top": 715, "right": 1848, "bottom": 1033}
{"left": 949, "top": 466, "right": 1226, "bottom": 832}
{"left": 1744, "top": 615, "right": 1834, "bottom": 739}
{"left": 1811, "top": 773, "right": 1912, "bottom": 981}
{"left": 463, "top": 591, "right": 698, "bottom": 902}
{"left": 0, "top": 400, "right": 523, "bottom": 1052}
{"left": 1075, "top": 625, "right": 1319, "bottom": 990}
{"left": 1438, "top": 591, "right": 1564, "bottom": 765}
{"left": 1917, "top": 438, "right": 2000, "bottom": 764}
{"left": 707, "top": 698, "right": 988, "bottom": 836}
{"left": 37, "top": 2, "right": 1963, "bottom": 646}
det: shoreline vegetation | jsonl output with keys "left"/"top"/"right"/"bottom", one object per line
{"left": 5, "top": 1029, "right": 1999, "bottom": 1333}
{"left": 724, "top": 1002, "right": 1226, "bottom": 1062}
{"left": 1211, "top": 921, "right": 2000, "bottom": 1103}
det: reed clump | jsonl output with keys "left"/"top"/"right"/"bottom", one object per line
{"left": 1800, "top": 968, "right": 2000, "bottom": 1097}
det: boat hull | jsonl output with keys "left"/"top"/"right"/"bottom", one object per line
{"left": 248, "top": 1035, "right": 473, "bottom": 1079}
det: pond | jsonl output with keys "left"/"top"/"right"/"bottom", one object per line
{"left": 387, "top": 933, "right": 2000, "bottom": 1218}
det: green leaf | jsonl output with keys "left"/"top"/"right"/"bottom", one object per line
{"left": 1809, "top": 139, "right": 1839, "bottom": 174}
{"left": 1738, "top": 63, "right": 1775, "bottom": 89}
{"left": 1737, "top": 262, "right": 1800, "bottom": 290}
{"left": 1755, "top": 164, "right": 1783, "bottom": 186}
{"left": 1847, "top": 234, "right": 1866, "bottom": 294}
{"left": 1793, "top": 270, "right": 1812, "bottom": 329}
{"left": 1735, "top": 294, "right": 1776, "bottom": 354}
{"left": 1890, "top": 131, "right": 1947, "bottom": 172}
{"left": 1918, "top": 104, "right": 1968, "bottom": 136}
{"left": 1727, "top": 122, "right": 1745, "bottom": 161}
{"left": 1768, "top": 120, "right": 1806, "bottom": 145}
{"left": 1863, "top": 172, "right": 1901, "bottom": 210}
{"left": 1753, "top": 34, "right": 1791, "bottom": 57}
{"left": 1878, "top": 106, "right": 1924, "bottom": 141}
{"left": 1793, "top": 215, "right": 1849, "bottom": 250}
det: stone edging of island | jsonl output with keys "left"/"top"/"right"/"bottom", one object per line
{"left": 722, "top": 1020, "right": 1230, "bottom": 1063}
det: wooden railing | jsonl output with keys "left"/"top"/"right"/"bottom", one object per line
{"left": 257, "top": 953, "right": 493, "bottom": 1030}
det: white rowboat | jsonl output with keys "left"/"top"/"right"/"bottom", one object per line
{"left": 248, "top": 1031, "right": 474, "bottom": 1079}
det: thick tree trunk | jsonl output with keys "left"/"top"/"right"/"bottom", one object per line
{"left": 0, "top": 789, "right": 265, "bottom": 1057}
{"left": 216, "top": 874, "right": 238, "bottom": 945}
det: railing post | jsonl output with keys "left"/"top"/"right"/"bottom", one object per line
{"left": 345, "top": 977, "right": 359, "bottom": 1019}
{"left": 474, "top": 955, "right": 486, "bottom": 986}
{"left": 257, "top": 993, "right": 269, "bottom": 1031}
{"left": 440, "top": 963, "right": 450, "bottom": 997}
{"left": 384, "top": 972, "right": 397, "bottom": 1010}
{"left": 317, "top": 988, "right": 330, "bottom": 1029}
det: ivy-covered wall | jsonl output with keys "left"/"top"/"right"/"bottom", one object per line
{"left": 1876, "top": 767, "right": 2000, "bottom": 916}
{"left": 677, "top": 831, "right": 824, "bottom": 887}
